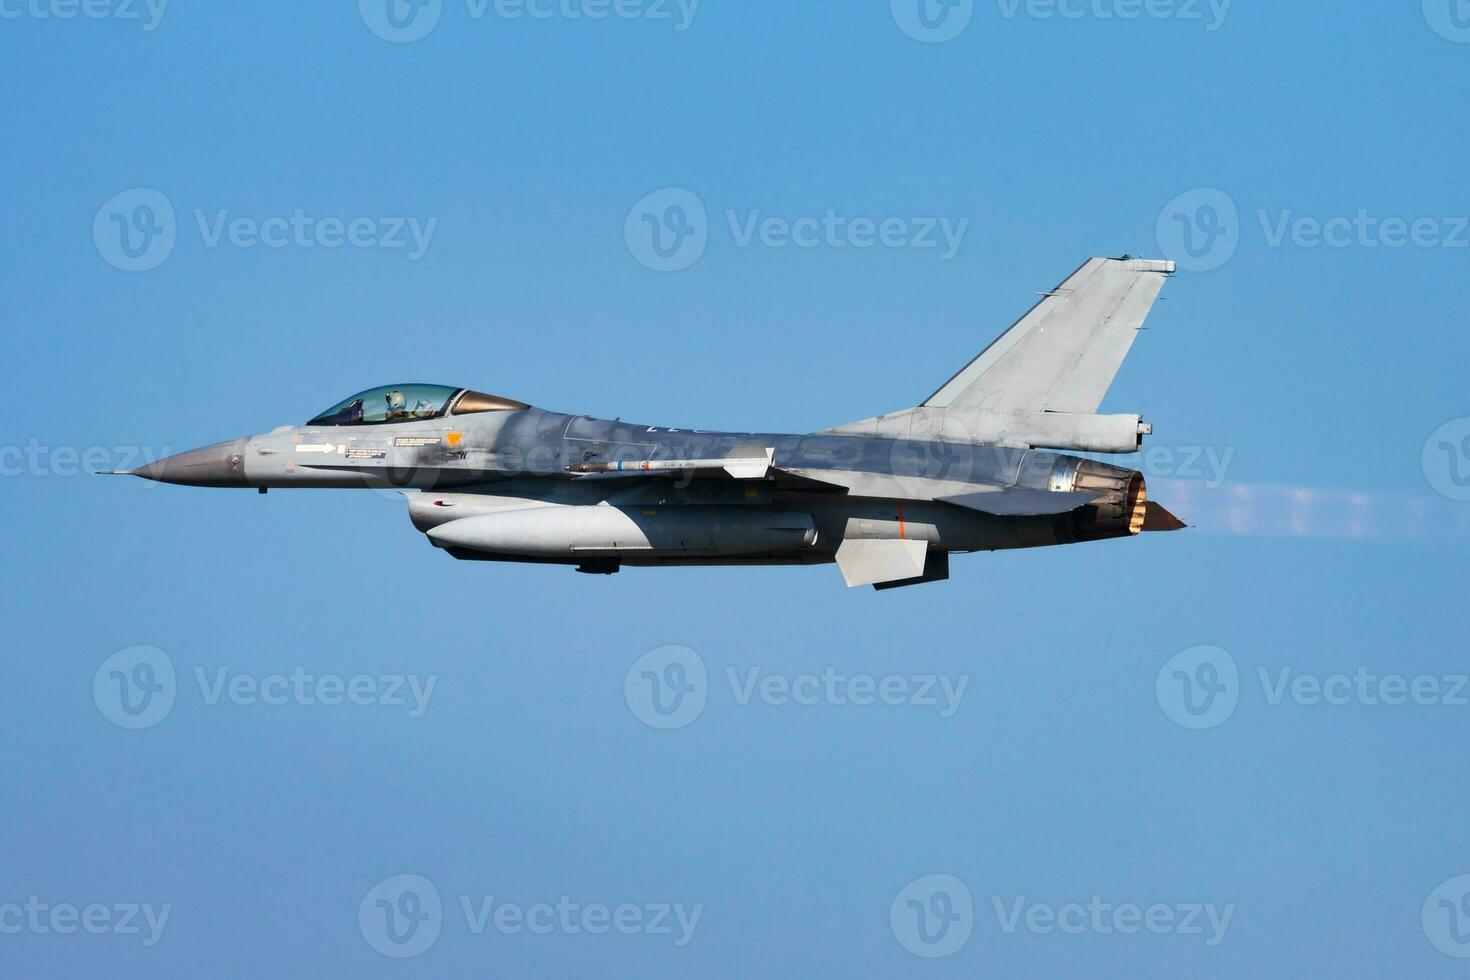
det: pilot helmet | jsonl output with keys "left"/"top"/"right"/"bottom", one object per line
{"left": 384, "top": 389, "right": 407, "bottom": 414}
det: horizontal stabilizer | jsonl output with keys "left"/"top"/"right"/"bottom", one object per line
{"left": 940, "top": 488, "right": 1100, "bottom": 517}
{"left": 1142, "top": 500, "right": 1188, "bottom": 531}
{"left": 834, "top": 538, "right": 929, "bottom": 588}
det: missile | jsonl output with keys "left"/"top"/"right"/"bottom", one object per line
{"left": 566, "top": 446, "right": 774, "bottom": 480}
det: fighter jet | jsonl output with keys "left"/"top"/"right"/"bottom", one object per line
{"left": 113, "top": 256, "right": 1187, "bottom": 589}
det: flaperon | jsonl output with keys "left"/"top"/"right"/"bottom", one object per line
{"left": 111, "top": 257, "right": 1187, "bottom": 589}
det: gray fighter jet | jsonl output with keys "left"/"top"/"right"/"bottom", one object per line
{"left": 114, "top": 257, "right": 1187, "bottom": 588}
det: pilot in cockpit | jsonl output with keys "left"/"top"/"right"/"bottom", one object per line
{"left": 307, "top": 384, "right": 530, "bottom": 428}
{"left": 384, "top": 389, "right": 408, "bottom": 420}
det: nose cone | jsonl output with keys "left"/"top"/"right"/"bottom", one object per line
{"left": 132, "top": 438, "right": 249, "bottom": 487}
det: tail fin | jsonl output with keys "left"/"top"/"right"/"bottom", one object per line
{"left": 923, "top": 257, "right": 1174, "bottom": 416}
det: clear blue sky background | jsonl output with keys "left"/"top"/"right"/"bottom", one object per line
{"left": 4, "top": 2, "right": 1469, "bottom": 976}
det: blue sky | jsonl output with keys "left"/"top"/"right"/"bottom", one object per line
{"left": 4, "top": 1, "right": 1470, "bottom": 976}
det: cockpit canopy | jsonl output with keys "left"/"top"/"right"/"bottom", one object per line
{"left": 307, "top": 384, "right": 530, "bottom": 427}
